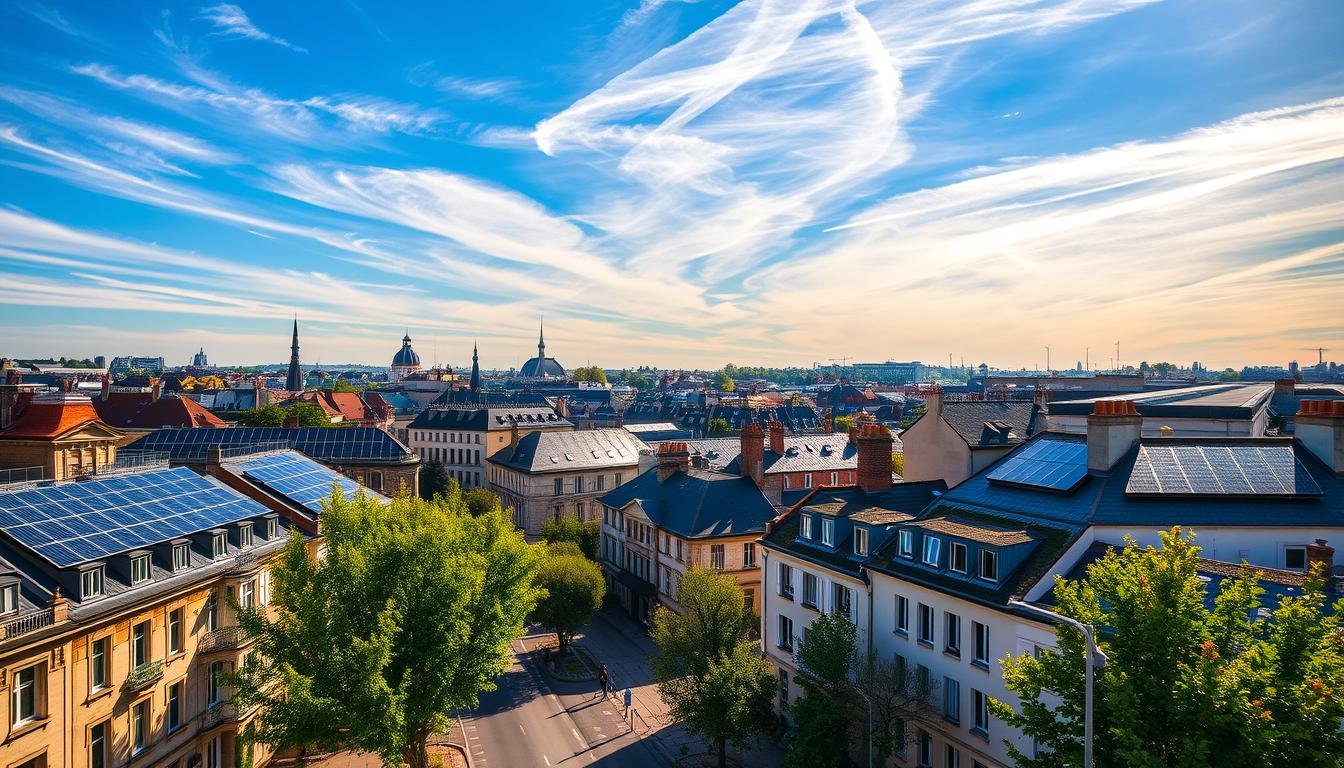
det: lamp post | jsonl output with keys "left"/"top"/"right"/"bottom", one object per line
{"left": 1010, "top": 600, "right": 1108, "bottom": 768}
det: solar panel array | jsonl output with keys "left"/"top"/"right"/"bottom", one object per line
{"left": 135, "top": 427, "right": 413, "bottom": 462}
{"left": 986, "top": 438, "right": 1089, "bottom": 493}
{"left": 0, "top": 467, "right": 268, "bottom": 567}
{"left": 1126, "top": 444, "right": 1323, "bottom": 496}
{"left": 232, "top": 451, "right": 365, "bottom": 516}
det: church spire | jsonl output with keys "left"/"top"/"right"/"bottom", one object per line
{"left": 286, "top": 316, "right": 302, "bottom": 391}
{"left": 470, "top": 340, "right": 481, "bottom": 393}
{"left": 537, "top": 318, "right": 546, "bottom": 362}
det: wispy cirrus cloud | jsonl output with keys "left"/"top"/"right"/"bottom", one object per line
{"left": 200, "top": 3, "right": 307, "bottom": 53}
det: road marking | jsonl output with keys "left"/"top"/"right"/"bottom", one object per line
{"left": 519, "top": 724, "right": 526, "bottom": 735}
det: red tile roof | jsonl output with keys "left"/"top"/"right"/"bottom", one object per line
{"left": 0, "top": 394, "right": 109, "bottom": 439}
{"left": 91, "top": 393, "right": 228, "bottom": 429}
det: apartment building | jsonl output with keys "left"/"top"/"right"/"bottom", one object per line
{"left": 488, "top": 428, "right": 646, "bottom": 535}
{"left": 900, "top": 387, "right": 1042, "bottom": 488}
{"left": 686, "top": 421, "right": 861, "bottom": 503}
{"left": 0, "top": 390, "right": 124, "bottom": 483}
{"left": 597, "top": 442, "right": 778, "bottom": 621}
{"left": 407, "top": 406, "right": 571, "bottom": 489}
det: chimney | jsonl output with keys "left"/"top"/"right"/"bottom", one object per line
{"left": 1274, "top": 378, "right": 1296, "bottom": 397}
{"left": 150, "top": 377, "right": 162, "bottom": 402}
{"left": 1086, "top": 399, "right": 1142, "bottom": 473}
{"left": 856, "top": 423, "right": 894, "bottom": 494}
{"left": 254, "top": 375, "right": 264, "bottom": 405}
{"left": 740, "top": 423, "right": 765, "bottom": 487}
{"left": 1307, "top": 539, "right": 1335, "bottom": 580}
{"left": 924, "top": 385, "right": 943, "bottom": 421}
{"left": 100, "top": 374, "right": 110, "bottom": 401}
{"left": 283, "top": 413, "right": 299, "bottom": 429}
{"left": 1034, "top": 385, "right": 1050, "bottom": 409}
{"left": 768, "top": 421, "right": 785, "bottom": 455}
{"left": 555, "top": 396, "right": 569, "bottom": 418}
{"left": 509, "top": 415, "right": 520, "bottom": 449}
{"left": 657, "top": 441, "right": 691, "bottom": 482}
{"left": 1296, "top": 400, "right": 1344, "bottom": 474}
{"left": 822, "top": 408, "right": 834, "bottom": 433}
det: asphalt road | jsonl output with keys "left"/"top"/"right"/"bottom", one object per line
{"left": 460, "top": 629, "right": 666, "bottom": 768}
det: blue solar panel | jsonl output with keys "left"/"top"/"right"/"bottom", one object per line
{"left": 231, "top": 451, "right": 370, "bottom": 517}
{"left": 0, "top": 467, "right": 270, "bottom": 567}
{"left": 133, "top": 427, "right": 414, "bottom": 463}
{"left": 987, "top": 438, "right": 1089, "bottom": 494}
{"left": 1126, "top": 444, "right": 1323, "bottom": 496}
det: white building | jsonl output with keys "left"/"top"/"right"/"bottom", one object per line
{"left": 407, "top": 405, "right": 571, "bottom": 489}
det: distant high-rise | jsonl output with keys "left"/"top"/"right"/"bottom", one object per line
{"left": 286, "top": 319, "right": 302, "bottom": 391}
{"left": 192, "top": 347, "right": 209, "bottom": 367}
{"left": 470, "top": 340, "right": 481, "bottom": 392}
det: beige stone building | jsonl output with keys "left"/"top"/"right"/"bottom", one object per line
{"left": 408, "top": 406, "right": 572, "bottom": 489}
{"left": 0, "top": 391, "right": 124, "bottom": 483}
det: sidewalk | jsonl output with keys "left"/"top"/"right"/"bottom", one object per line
{"left": 576, "top": 608, "right": 787, "bottom": 767}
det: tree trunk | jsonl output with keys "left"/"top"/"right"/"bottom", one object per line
{"left": 717, "top": 734, "right": 727, "bottom": 768}
{"left": 403, "top": 730, "right": 430, "bottom": 768}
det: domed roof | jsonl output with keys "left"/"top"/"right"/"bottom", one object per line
{"left": 520, "top": 356, "right": 565, "bottom": 378}
{"left": 392, "top": 334, "right": 420, "bottom": 368}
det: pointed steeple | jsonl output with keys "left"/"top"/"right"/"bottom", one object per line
{"left": 537, "top": 317, "right": 545, "bottom": 361}
{"left": 286, "top": 316, "right": 303, "bottom": 391}
{"left": 470, "top": 340, "right": 481, "bottom": 393}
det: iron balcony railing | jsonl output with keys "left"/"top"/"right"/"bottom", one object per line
{"left": 199, "top": 625, "right": 249, "bottom": 654}
{"left": 122, "top": 660, "right": 165, "bottom": 693}
{"left": 0, "top": 607, "right": 55, "bottom": 641}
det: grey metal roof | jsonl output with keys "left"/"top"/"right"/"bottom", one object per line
{"left": 1047, "top": 383, "right": 1274, "bottom": 420}
{"left": 487, "top": 429, "right": 645, "bottom": 474}
{"left": 408, "top": 406, "right": 570, "bottom": 431}
{"left": 520, "top": 356, "right": 566, "bottom": 378}
{"left": 597, "top": 467, "right": 776, "bottom": 539}
{"left": 685, "top": 435, "right": 858, "bottom": 475}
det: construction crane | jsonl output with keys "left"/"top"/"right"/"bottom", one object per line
{"left": 1302, "top": 347, "right": 1330, "bottom": 366}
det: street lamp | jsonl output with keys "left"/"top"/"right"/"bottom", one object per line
{"left": 1010, "top": 600, "right": 1108, "bottom": 768}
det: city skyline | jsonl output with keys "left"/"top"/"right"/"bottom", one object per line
{"left": 1, "top": 1, "right": 1342, "bottom": 369}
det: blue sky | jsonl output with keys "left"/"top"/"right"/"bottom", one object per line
{"left": 1, "top": 0, "right": 1341, "bottom": 371}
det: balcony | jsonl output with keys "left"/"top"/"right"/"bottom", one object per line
{"left": 201, "top": 702, "right": 241, "bottom": 729}
{"left": 199, "top": 625, "right": 248, "bottom": 654}
{"left": 0, "top": 606, "right": 55, "bottom": 642}
{"left": 122, "top": 660, "right": 164, "bottom": 693}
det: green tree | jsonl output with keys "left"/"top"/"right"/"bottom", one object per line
{"left": 233, "top": 404, "right": 287, "bottom": 427}
{"left": 572, "top": 366, "right": 609, "bottom": 385}
{"left": 464, "top": 487, "right": 503, "bottom": 517}
{"left": 417, "top": 462, "right": 453, "bottom": 501}
{"left": 833, "top": 415, "right": 854, "bottom": 434}
{"left": 288, "top": 401, "right": 332, "bottom": 426}
{"left": 332, "top": 379, "right": 360, "bottom": 393}
{"left": 787, "top": 611, "right": 859, "bottom": 768}
{"left": 231, "top": 490, "right": 544, "bottom": 768}
{"left": 627, "top": 371, "right": 653, "bottom": 391}
{"left": 540, "top": 514, "right": 600, "bottom": 560}
{"left": 707, "top": 417, "right": 731, "bottom": 435}
{"left": 1218, "top": 368, "right": 1242, "bottom": 382}
{"left": 650, "top": 569, "right": 774, "bottom": 768}
{"left": 531, "top": 549, "right": 605, "bottom": 654}
{"left": 891, "top": 451, "right": 905, "bottom": 476}
{"left": 993, "top": 527, "right": 1344, "bottom": 768}
{"left": 713, "top": 371, "right": 736, "bottom": 392}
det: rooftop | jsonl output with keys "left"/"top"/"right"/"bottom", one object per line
{"left": 132, "top": 427, "right": 418, "bottom": 465}
{"left": 597, "top": 466, "right": 776, "bottom": 539}
{"left": 488, "top": 429, "right": 645, "bottom": 474}
{"left": 408, "top": 406, "right": 570, "bottom": 431}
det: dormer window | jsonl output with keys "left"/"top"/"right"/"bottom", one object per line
{"left": 0, "top": 580, "right": 18, "bottom": 615}
{"left": 922, "top": 536, "right": 941, "bottom": 567}
{"left": 801, "top": 514, "right": 814, "bottom": 540}
{"left": 899, "top": 529, "right": 914, "bottom": 558}
{"left": 82, "top": 565, "right": 105, "bottom": 599}
{"left": 979, "top": 550, "right": 999, "bottom": 582}
{"left": 854, "top": 527, "right": 869, "bottom": 557}
{"left": 821, "top": 519, "right": 834, "bottom": 546}
{"left": 212, "top": 531, "right": 228, "bottom": 559}
{"left": 238, "top": 523, "right": 254, "bottom": 548}
{"left": 267, "top": 517, "right": 279, "bottom": 540}
{"left": 950, "top": 542, "right": 968, "bottom": 574}
{"left": 130, "top": 554, "right": 152, "bottom": 585}
{"left": 173, "top": 542, "right": 191, "bottom": 571}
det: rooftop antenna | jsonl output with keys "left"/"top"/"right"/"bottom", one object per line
{"left": 1115, "top": 341, "right": 1120, "bottom": 371}
{"left": 1045, "top": 344, "right": 1051, "bottom": 373}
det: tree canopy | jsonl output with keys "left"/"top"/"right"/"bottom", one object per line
{"left": 233, "top": 404, "right": 288, "bottom": 427}
{"left": 994, "top": 527, "right": 1344, "bottom": 768}
{"left": 232, "top": 488, "right": 544, "bottom": 768}
{"left": 417, "top": 462, "right": 453, "bottom": 501}
{"left": 289, "top": 401, "right": 332, "bottom": 426}
{"left": 651, "top": 569, "right": 774, "bottom": 768}
{"left": 707, "top": 417, "right": 731, "bottom": 435}
{"left": 531, "top": 548, "right": 605, "bottom": 653}
{"left": 832, "top": 415, "right": 854, "bottom": 434}
{"left": 713, "top": 371, "right": 736, "bottom": 392}
{"left": 464, "top": 487, "right": 503, "bottom": 517}
{"left": 540, "top": 514, "right": 600, "bottom": 560}
{"left": 572, "top": 365, "right": 609, "bottom": 385}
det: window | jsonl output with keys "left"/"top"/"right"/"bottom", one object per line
{"left": 132, "top": 699, "right": 149, "bottom": 752}
{"left": 804, "top": 473, "right": 813, "bottom": 489}
{"left": 597, "top": 475, "right": 605, "bottom": 491}
{"left": 743, "top": 589, "right": 754, "bottom": 611}
{"left": 743, "top": 542, "right": 756, "bottom": 568}
{"left": 803, "top": 572, "right": 819, "bottom": 607}
{"left": 777, "top": 615, "right": 794, "bottom": 651}
{"left": 899, "top": 529, "right": 914, "bottom": 558}
{"left": 675, "top": 539, "right": 683, "bottom": 562}
{"left": 0, "top": 581, "right": 17, "bottom": 614}
{"left": 944, "top": 744, "right": 961, "bottom": 768}
{"left": 132, "top": 621, "right": 150, "bottom": 669}
{"left": 90, "top": 720, "right": 109, "bottom": 768}
{"left": 554, "top": 478, "right": 564, "bottom": 496}
{"left": 205, "top": 736, "right": 222, "bottom": 768}
{"left": 168, "top": 608, "right": 183, "bottom": 655}
{"left": 212, "top": 532, "right": 227, "bottom": 559}
{"left": 821, "top": 518, "right": 834, "bottom": 546}
{"left": 945, "top": 612, "right": 961, "bottom": 656}
{"left": 130, "top": 554, "right": 152, "bottom": 584}
{"left": 832, "top": 583, "right": 852, "bottom": 619}
{"left": 950, "top": 542, "right": 967, "bottom": 573}
{"left": 710, "top": 544, "right": 725, "bottom": 570}
{"left": 240, "top": 579, "right": 255, "bottom": 609}
{"left": 12, "top": 664, "right": 39, "bottom": 725}
{"left": 778, "top": 563, "right": 794, "bottom": 598}
{"left": 575, "top": 476, "right": 584, "bottom": 493}
{"left": 206, "top": 590, "right": 219, "bottom": 632}
{"left": 973, "top": 621, "right": 989, "bottom": 667}
{"left": 854, "top": 527, "right": 869, "bottom": 556}
{"left": 895, "top": 595, "right": 909, "bottom": 634}
{"left": 209, "top": 661, "right": 228, "bottom": 705}
{"left": 1285, "top": 545, "right": 1307, "bottom": 570}
{"left": 369, "top": 471, "right": 383, "bottom": 492}
{"left": 944, "top": 677, "right": 960, "bottom": 722}
{"left": 239, "top": 524, "right": 254, "bottom": 548}
{"left": 973, "top": 688, "right": 990, "bottom": 734}
{"left": 168, "top": 681, "right": 183, "bottom": 731}
{"left": 801, "top": 514, "right": 814, "bottom": 539}
{"left": 260, "top": 569, "right": 272, "bottom": 605}
{"left": 90, "top": 637, "right": 108, "bottom": 690}
{"left": 267, "top": 517, "right": 279, "bottom": 539}
{"left": 829, "top": 471, "right": 838, "bottom": 485}
{"left": 616, "top": 473, "right": 624, "bottom": 486}
{"left": 916, "top": 664, "right": 931, "bottom": 697}
{"left": 923, "top": 536, "right": 941, "bottom": 566}
{"left": 917, "top": 603, "right": 934, "bottom": 645}
{"left": 173, "top": 542, "right": 190, "bottom": 570}
{"left": 917, "top": 729, "right": 932, "bottom": 768}
{"left": 979, "top": 550, "right": 999, "bottom": 582}
{"left": 81, "top": 566, "right": 104, "bottom": 599}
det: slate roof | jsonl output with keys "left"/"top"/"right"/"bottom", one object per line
{"left": 520, "top": 356, "right": 566, "bottom": 378}
{"left": 92, "top": 393, "right": 227, "bottom": 429}
{"left": 1268, "top": 385, "right": 1344, "bottom": 433}
{"left": 597, "top": 467, "right": 776, "bottom": 539}
{"left": 487, "top": 429, "right": 644, "bottom": 474}
{"left": 913, "top": 515, "right": 1034, "bottom": 546}
{"left": 936, "top": 401, "right": 1041, "bottom": 449}
{"left": 685, "top": 434, "right": 858, "bottom": 475}
{"left": 408, "top": 406, "right": 570, "bottom": 431}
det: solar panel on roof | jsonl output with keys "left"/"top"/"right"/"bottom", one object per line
{"left": 986, "top": 439, "right": 1089, "bottom": 494}
{"left": 232, "top": 451, "right": 367, "bottom": 517}
{"left": 1126, "top": 444, "right": 1322, "bottom": 496}
{"left": 0, "top": 467, "right": 268, "bottom": 567}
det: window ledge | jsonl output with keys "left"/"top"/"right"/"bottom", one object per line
{"left": 970, "top": 726, "right": 990, "bottom": 741}
{"left": 944, "top": 648, "right": 962, "bottom": 660}
{"left": 943, "top": 716, "right": 961, "bottom": 727}
{"left": 801, "top": 601, "right": 820, "bottom": 612}
{"left": 776, "top": 644, "right": 794, "bottom": 653}
{"left": 971, "top": 659, "right": 990, "bottom": 672}
{"left": 778, "top": 593, "right": 794, "bottom": 602}
{"left": 894, "top": 629, "right": 908, "bottom": 638}
{"left": 917, "top": 639, "right": 934, "bottom": 649}
{"left": 4, "top": 716, "right": 48, "bottom": 742}
{"left": 85, "top": 686, "right": 115, "bottom": 706}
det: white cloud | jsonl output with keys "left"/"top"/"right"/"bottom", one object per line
{"left": 200, "top": 3, "right": 307, "bottom": 52}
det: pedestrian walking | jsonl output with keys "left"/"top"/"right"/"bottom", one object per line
{"left": 598, "top": 663, "right": 609, "bottom": 697}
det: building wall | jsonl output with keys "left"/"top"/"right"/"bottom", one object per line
{"left": 1047, "top": 413, "right": 1267, "bottom": 438}
{"left": 490, "top": 462, "right": 638, "bottom": 536}
{"left": 900, "top": 415, "right": 974, "bottom": 487}
{"left": 0, "top": 436, "right": 118, "bottom": 482}
{"left": 409, "top": 424, "right": 569, "bottom": 490}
